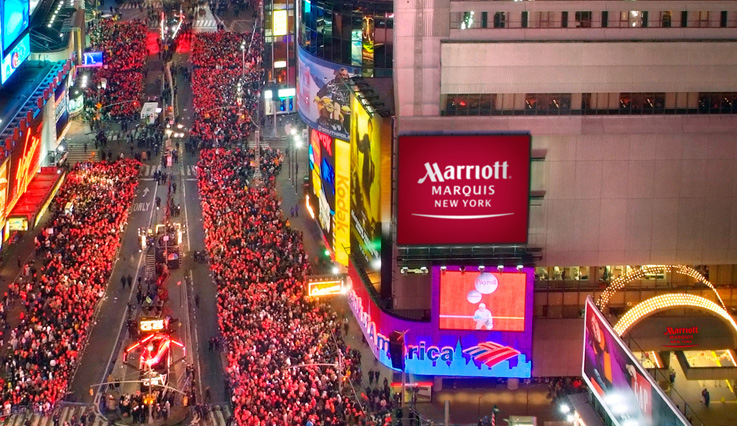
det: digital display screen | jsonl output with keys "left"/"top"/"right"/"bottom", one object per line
{"left": 1, "top": 32, "right": 29, "bottom": 84}
{"left": 79, "top": 51, "right": 104, "bottom": 68}
{"left": 2, "top": 0, "right": 29, "bottom": 52}
{"left": 439, "top": 270, "right": 527, "bottom": 331}
{"left": 583, "top": 298, "right": 689, "bottom": 426}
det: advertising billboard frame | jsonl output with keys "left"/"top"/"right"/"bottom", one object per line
{"left": 347, "top": 264, "right": 533, "bottom": 378}
{"left": 1, "top": 32, "right": 30, "bottom": 84}
{"left": 297, "top": 45, "right": 358, "bottom": 141}
{"left": 582, "top": 297, "right": 690, "bottom": 426}
{"left": 396, "top": 133, "right": 531, "bottom": 247}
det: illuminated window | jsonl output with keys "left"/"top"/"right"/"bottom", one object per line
{"left": 698, "top": 92, "right": 737, "bottom": 113}
{"left": 524, "top": 93, "right": 572, "bottom": 115}
{"left": 618, "top": 93, "right": 665, "bottom": 114}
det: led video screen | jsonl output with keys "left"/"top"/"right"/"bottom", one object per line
{"left": 3, "top": 0, "right": 29, "bottom": 52}
{"left": 582, "top": 298, "right": 689, "bottom": 426}
{"left": 439, "top": 270, "right": 527, "bottom": 331}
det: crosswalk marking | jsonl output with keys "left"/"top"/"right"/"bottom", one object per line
{"left": 119, "top": 1, "right": 162, "bottom": 9}
{"left": 193, "top": 19, "right": 218, "bottom": 31}
{"left": 0, "top": 405, "right": 101, "bottom": 426}
{"left": 140, "top": 164, "right": 198, "bottom": 177}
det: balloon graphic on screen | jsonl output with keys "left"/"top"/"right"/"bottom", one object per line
{"left": 475, "top": 273, "right": 498, "bottom": 295}
{"left": 466, "top": 289, "right": 482, "bottom": 304}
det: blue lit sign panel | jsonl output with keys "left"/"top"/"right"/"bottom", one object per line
{"left": 79, "top": 51, "right": 104, "bottom": 68}
{"left": 2, "top": 0, "right": 29, "bottom": 52}
{"left": 1, "top": 33, "right": 30, "bottom": 84}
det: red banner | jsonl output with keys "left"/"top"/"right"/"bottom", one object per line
{"left": 397, "top": 135, "right": 530, "bottom": 246}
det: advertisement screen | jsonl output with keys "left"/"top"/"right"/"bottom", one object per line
{"left": 273, "top": 9, "right": 287, "bottom": 36}
{"left": 55, "top": 78, "right": 69, "bottom": 140}
{"left": 397, "top": 134, "right": 531, "bottom": 246}
{"left": 348, "top": 265, "right": 534, "bottom": 378}
{"left": 334, "top": 138, "right": 350, "bottom": 265}
{"left": 1, "top": 32, "right": 29, "bottom": 84}
{"left": 79, "top": 51, "right": 104, "bottom": 68}
{"left": 583, "top": 298, "right": 689, "bottom": 426}
{"left": 7, "top": 117, "right": 42, "bottom": 214}
{"left": 439, "top": 271, "right": 527, "bottom": 331}
{"left": 297, "top": 46, "right": 357, "bottom": 140}
{"left": 309, "top": 128, "right": 335, "bottom": 244}
{"left": 350, "top": 96, "right": 381, "bottom": 265}
{"left": 29, "top": 0, "right": 41, "bottom": 16}
{"left": 2, "top": 0, "right": 29, "bottom": 51}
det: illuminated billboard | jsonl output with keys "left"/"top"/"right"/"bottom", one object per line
{"left": 439, "top": 271, "right": 527, "bottom": 332}
{"left": 2, "top": 0, "right": 29, "bottom": 52}
{"left": 308, "top": 128, "right": 335, "bottom": 245}
{"left": 583, "top": 298, "right": 689, "bottom": 426}
{"left": 334, "top": 138, "right": 350, "bottom": 265}
{"left": 307, "top": 280, "right": 343, "bottom": 297}
{"left": 1, "top": 32, "right": 29, "bottom": 84}
{"left": 273, "top": 10, "right": 287, "bottom": 36}
{"left": 0, "top": 157, "right": 10, "bottom": 224}
{"left": 349, "top": 96, "right": 381, "bottom": 265}
{"left": 7, "top": 117, "right": 42, "bottom": 214}
{"left": 79, "top": 51, "right": 104, "bottom": 68}
{"left": 297, "top": 46, "right": 357, "bottom": 140}
{"left": 347, "top": 265, "right": 533, "bottom": 377}
{"left": 397, "top": 134, "right": 531, "bottom": 246}
{"left": 55, "top": 78, "right": 69, "bottom": 141}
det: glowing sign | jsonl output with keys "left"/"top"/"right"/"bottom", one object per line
{"left": 438, "top": 271, "right": 527, "bottom": 331}
{"left": 0, "top": 158, "right": 10, "bottom": 224}
{"left": 334, "top": 138, "right": 350, "bottom": 265}
{"left": 8, "top": 121, "right": 42, "bottom": 214}
{"left": 583, "top": 297, "right": 689, "bottom": 426}
{"left": 307, "top": 280, "right": 343, "bottom": 297}
{"left": 7, "top": 217, "right": 27, "bottom": 231}
{"left": 79, "top": 51, "right": 104, "bottom": 68}
{"left": 273, "top": 10, "right": 288, "bottom": 36}
{"left": 140, "top": 318, "right": 166, "bottom": 332}
{"left": 346, "top": 265, "right": 534, "bottom": 378}
{"left": 1, "top": 33, "right": 30, "bottom": 84}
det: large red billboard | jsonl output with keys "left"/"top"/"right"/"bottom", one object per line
{"left": 439, "top": 271, "right": 527, "bottom": 331}
{"left": 397, "top": 135, "right": 530, "bottom": 246}
{"left": 7, "top": 118, "right": 43, "bottom": 214}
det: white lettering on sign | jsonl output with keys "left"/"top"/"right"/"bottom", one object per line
{"left": 418, "top": 162, "right": 509, "bottom": 184}
{"left": 133, "top": 202, "right": 151, "bottom": 212}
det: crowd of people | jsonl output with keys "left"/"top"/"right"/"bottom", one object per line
{"left": 197, "top": 148, "right": 397, "bottom": 425}
{"left": 190, "top": 31, "right": 263, "bottom": 147}
{"left": 0, "top": 160, "right": 140, "bottom": 413}
{"left": 86, "top": 20, "right": 148, "bottom": 119}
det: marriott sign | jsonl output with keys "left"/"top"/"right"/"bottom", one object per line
{"left": 397, "top": 135, "right": 531, "bottom": 246}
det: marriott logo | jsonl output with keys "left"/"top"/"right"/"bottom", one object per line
{"left": 664, "top": 327, "right": 698, "bottom": 335}
{"left": 418, "top": 162, "right": 510, "bottom": 184}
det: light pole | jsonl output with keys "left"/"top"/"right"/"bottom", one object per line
{"left": 241, "top": 41, "right": 246, "bottom": 78}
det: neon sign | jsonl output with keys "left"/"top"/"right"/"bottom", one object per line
{"left": 8, "top": 122, "right": 42, "bottom": 213}
{"left": 347, "top": 276, "right": 532, "bottom": 377}
{"left": 307, "top": 280, "right": 343, "bottom": 297}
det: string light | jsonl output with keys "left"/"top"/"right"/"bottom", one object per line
{"left": 597, "top": 265, "right": 725, "bottom": 310}
{"left": 613, "top": 294, "right": 737, "bottom": 336}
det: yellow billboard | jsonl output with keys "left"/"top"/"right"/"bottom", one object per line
{"left": 334, "top": 138, "right": 351, "bottom": 266}
{"left": 308, "top": 280, "right": 343, "bottom": 297}
{"left": 273, "top": 10, "right": 288, "bottom": 36}
{"left": 349, "top": 96, "right": 381, "bottom": 263}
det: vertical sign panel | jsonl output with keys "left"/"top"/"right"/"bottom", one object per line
{"left": 334, "top": 138, "right": 350, "bottom": 265}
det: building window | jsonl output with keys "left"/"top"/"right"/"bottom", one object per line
{"left": 661, "top": 11, "right": 672, "bottom": 28}
{"left": 697, "top": 11, "right": 710, "bottom": 27}
{"left": 481, "top": 12, "right": 488, "bottom": 28}
{"left": 575, "top": 11, "right": 592, "bottom": 28}
{"left": 493, "top": 12, "right": 506, "bottom": 28}
{"left": 619, "top": 93, "right": 665, "bottom": 114}
{"left": 521, "top": 11, "right": 528, "bottom": 28}
{"left": 561, "top": 11, "right": 568, "bottom": 28}
{"left": 623, "top": 11, "right": 644, "bottom": 27}
{"left": 720, "top": 11, "right": 728, "bottom": 28}
{"left": 601, "top": 11, "right": 608, "bottom": 28}
{"left": 461, "top": 11, "right": 476, "bottom": 30}
{"left": 525, "top": 93, "right": 572, "bottom": 115}
{"left": 681, "top": 11, "right": 688, "bottom": 27}
{"left": 698, "top": 93, "right": 737, "bottom": 113}
{"left": 539, "top": 12, "right": 554, "bottom": 28}
{"left": 443, "top": 94, "right": 495, "bottom": 116}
